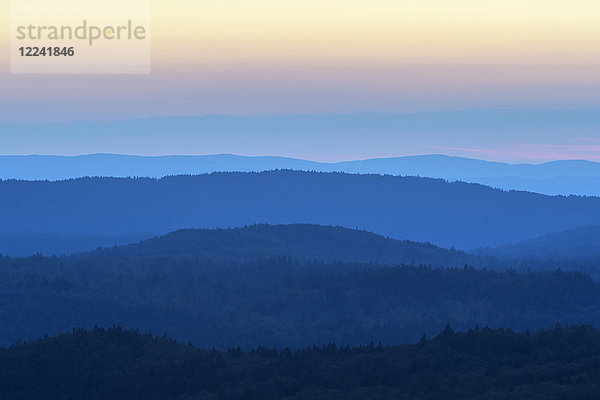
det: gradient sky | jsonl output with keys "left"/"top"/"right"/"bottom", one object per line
{"left": 0, "top": 0, "right": 598, "bottom": 161}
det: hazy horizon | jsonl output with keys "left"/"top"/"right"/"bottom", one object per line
{"left": 1, "top": 152, "right": 599, "bottom": 165}
{"left": 2, "top": 110, "right": 599, "bottom": 163}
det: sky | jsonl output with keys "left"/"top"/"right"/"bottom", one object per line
{"left": 0, "top": 0, "right": 598, "bottom": 161}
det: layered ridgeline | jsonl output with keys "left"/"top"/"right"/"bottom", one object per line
{"left": 2, "top": 153, "right": 600, "bottom": 196}
{"left": 87, "top": 224, "right": 484, "bottom": 267}
{"left": 1, "top": 171, "right": 600, "bottom": 250}
{"left": 3, "top": 325, "right": 600, "bottom": 400}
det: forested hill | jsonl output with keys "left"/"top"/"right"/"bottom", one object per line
{"left": 1, "top": 171, "right": 600, "bottom": 249}
{"left": 3, "top": 325, "right": 600, "bottom": 400}
{"left": 87, "top": 224, "right": 484, "bottom": 267}
{"left": 478, "top": 225, "right": 600, "bottom": 260}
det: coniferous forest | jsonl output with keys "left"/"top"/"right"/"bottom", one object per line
{"left": 1, "top": 179, "right": 600, "bottom": 398}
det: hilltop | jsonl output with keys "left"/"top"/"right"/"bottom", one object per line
{"left": 88, "top": 224, "right": 483, "bottom": 267}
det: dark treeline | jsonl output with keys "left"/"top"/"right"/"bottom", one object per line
{"left": 2, "top": 252, "right": 600, "bottom": 349}
{"left": 2, "top": 324, "right": 600, "bottom": 399}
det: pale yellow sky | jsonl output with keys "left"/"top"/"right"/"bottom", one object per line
{"left": 149, "top": 0, "right": 600, "bottom": 65}
{"left": 2, "top": 0, "right": 599, "bottom": 64}
{"left": 0, "top": 0, "right": 598, "bottom": 120}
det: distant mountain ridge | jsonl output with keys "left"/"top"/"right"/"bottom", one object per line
{"left": 86, "top": 224, "right": 484, "bottom": 268}
{"left": 1, "top": 153, "right": 600, "bottom": 196}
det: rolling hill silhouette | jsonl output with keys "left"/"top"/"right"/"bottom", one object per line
{"left": 86, "top": 224, "right": 483, "bottom": 267}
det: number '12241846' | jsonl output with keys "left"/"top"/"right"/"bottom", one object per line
{"left": 19, "top": 47, "right": 75, "bottom": 57}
